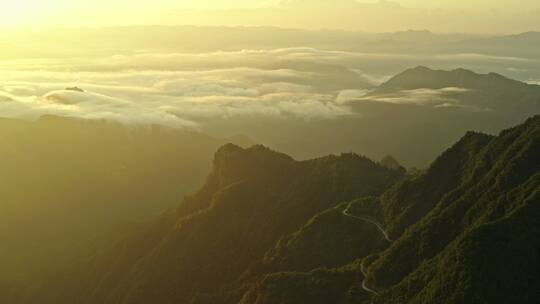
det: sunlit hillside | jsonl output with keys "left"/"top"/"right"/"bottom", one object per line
{"left": 0, "top": 1, "right": 539, "bottom": 303}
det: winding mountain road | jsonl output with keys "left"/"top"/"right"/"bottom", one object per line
{"left": 360, "top": 262, "right": 379, "bottom": 295}
{"left": 342, "top": 203, "right": 392, "bottom": 242}
{"left": 342, "top": 201, "right": 393, "bottom": 298}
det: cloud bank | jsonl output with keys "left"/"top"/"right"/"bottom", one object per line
{"left": 0, "top": 46, "right": 531, "bottom": 128}
{"left": 0, "top": 49, "right": 377, "bottom": 128}
{"left": 351, "top": 87, "right": 491, "bottom": 112}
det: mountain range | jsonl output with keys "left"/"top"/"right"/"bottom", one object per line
{"left": 5, "top": 27, "right": 538, "bottom": 58}
{"left": 22, "top": 114, "right": 540, "bottom": 304}
{"left": 215, "top": 66, "right": 540, "bottom": 167}
{"left": 2, "top": 65, "right": 539, "bottom": 303}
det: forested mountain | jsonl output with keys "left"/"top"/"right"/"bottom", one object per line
{"left": 368, "top": 115, "right": 540, "bottom": 303}
{"left": 2, "top": 3, "right": 540, "bottom": 303}
{"left": 234, "top": 116, "right": 539, "bottom": 304}
{"left": 27, "top": 115, "right": 539, "bottom": 304}
{"left": 28, "top": 144, "right": 404, "bottom": 304}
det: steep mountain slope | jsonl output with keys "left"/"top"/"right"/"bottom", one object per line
{"left": 232, "top": 197, "right": 389, "bottom": 304}
{"left": 24, "top": 116, "right": 540, "bottom": 304}
{"left": 365, "top": 115, "right": 540, "bottom": 303}
{"left": 30, "top": 145, "right": 404, "bottom": 304}
{"left": 379, "top": 131, "right": 494, "bottom": 237}
{"left": 249, "top": 199, "right": 389, "bottom": 276}
{"left": 237, "top": 267, "right": 363, "bottom": 304}
{"left": 224, "top": 116, "right": 540, "bottom": 304}
{"left": 0, "top": 116, "right": 252, "bottom": 298}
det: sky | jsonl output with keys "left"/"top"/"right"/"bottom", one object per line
{"left": 1, "top": 0, "right": 539, "bottom": 33}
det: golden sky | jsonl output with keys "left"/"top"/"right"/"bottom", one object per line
{"left": 1, "top": 0, "right": 539, "bottom": 33}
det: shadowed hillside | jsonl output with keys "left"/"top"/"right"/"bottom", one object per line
{"left": 0, "top": 116, "right": 252, "bottom": 297}
{"left": 230, "top": 116, "right": 540, "bottom": 304}
{"left": 23, "top": 115, "right": 540, "bottom": 304}
{"left": 27, "top": 144, "right": 404, "bottom": 304}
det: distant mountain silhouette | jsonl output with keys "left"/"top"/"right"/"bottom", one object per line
{"left": 65, "top": 86, "right": 85, "bottom": 92}
{"left": 459, "top": 31, "right": 540, "bottom": 53}
{"left": 212, "top": 66, "right": 539, "bottom": 170}
{"left": 486, "top": 31, "right": 540, "bottom": 45}
{"left": 374, "top": 66, "right": 533, "bottom": 94}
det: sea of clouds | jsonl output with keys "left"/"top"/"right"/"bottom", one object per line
{"left": 0, "top": 48, "right": 376, "bottom": 128}
{"left": 0, "top": 47, "right": 535, "bottom": 129}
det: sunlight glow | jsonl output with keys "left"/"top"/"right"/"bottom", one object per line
{"left": 0, "top": 0, "right": 537, "bottom": 33}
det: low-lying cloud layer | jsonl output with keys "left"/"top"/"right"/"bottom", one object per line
{"left": 354, "top": 87, "right": 491, "bottom": 112}
{"left": 0, "top": 48, "right": 381, "bottom": 128}
{"left": 0, "top": 46, "right": 533, "bottom": 128}
{"left": 0, "top": 57, "right": 354, "bottom": 128}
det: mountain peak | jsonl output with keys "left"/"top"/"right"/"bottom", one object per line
{"left": 215, "top": 143, "right": 244, "bottom": 157}
{"left": 65, "top": 86, "right": 85, "bottom": 92}
{"left": 374, "top": 66, "right": 530, "bottom": 94}
{"left": 212, "top": 144, "right": 295, "bottom": 188}
{"left": 451, "top": 67, "right": 476, "bottom": 75}
{"left": 411, "top": 65, "right": 432, "bottom": 72}
{"left": 223, "top": 134, "right": 256, "bottom": 148}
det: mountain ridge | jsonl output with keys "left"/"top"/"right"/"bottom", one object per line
{"left": 28, "top": 143, "right": 405, "bottom": 304}
{"left": 373, "top": 66, "right": 537, "bottom": 94}
{"left": 24, "top": 115, "right": 540, "bottom": 304}
{"left": 231, "top": 115, "right": 539, "bottom": 304}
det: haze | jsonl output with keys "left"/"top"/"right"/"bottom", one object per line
{"left": 0, "top": 1, "right": 539, "bottom": 303}
{"left": 1, "top": 0, "right": 539, "bottom": 33}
